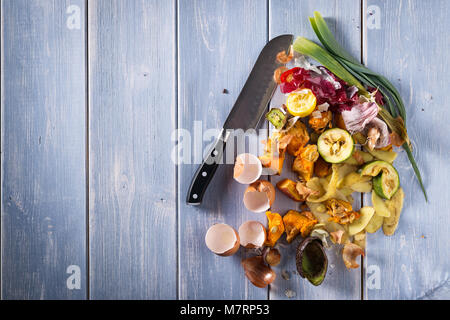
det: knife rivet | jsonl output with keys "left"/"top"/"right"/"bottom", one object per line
{"left": 202, "top": 172, "right": 207, "bottom": 177}
{"left": 192, "top": 194, "right": 198, "bottom": 199}
{"left": 212, "top": 150, "right": 218, "bottom": 156}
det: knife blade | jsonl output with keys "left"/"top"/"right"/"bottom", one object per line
{"left": 186, "top": 34, "right": 293, "bottom": 205}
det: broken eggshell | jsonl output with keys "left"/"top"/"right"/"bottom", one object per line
{"left": 205, "top": 223, "right": 240, "bottom": 256}
{"left": 238, "top": 221, "right": 267, "bottom": 248}
{"left": 233, "top": 153, "right": 262, "bottom": 184}
{"left": 242, "top": 256, "right": 276, "bottom": 288}
{"left": 296, "top": 237, "right": 328, "bottom": 286}
{"left": 243, "top": 180, "right": 276, "bottom": 213}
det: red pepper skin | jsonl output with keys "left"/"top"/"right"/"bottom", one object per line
{"left": 280, "top": 67, "right": 300, "bottom": 83}
{"left": 279, "top": 66, "right": 360, "bottom": 111}
{"left": 280, "top": 67, "right": 310, "bottom": 94}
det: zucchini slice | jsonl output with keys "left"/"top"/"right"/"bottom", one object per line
{"left": 317, "top": 128, "right": 354, "bottom": 163}
{"left": 361, "top": 160, "right": 400, "bottom": 200}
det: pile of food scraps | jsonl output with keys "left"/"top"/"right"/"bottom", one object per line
{"left": 204, "top": 12, "right": 424, "bottom": 288}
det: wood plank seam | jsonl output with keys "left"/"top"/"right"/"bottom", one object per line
{"left": 85, "top": 0, "right": 90, "bottom": 300}
{"left": 175, "top": 0, "right": 180, "bottom": 301}
{"left": 1, "top": 0, "right": 3, "bottom": 300}
{"left": 0, "top": 0, "right": 3, "bottom": 300}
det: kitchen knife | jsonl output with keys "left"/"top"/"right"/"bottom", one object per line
{"left": 186, "top": 34, "right": 293, "bottom": 205}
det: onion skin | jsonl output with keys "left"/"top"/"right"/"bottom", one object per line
{"left": 242, "top": 256, "right": 276, "bottom": 288}
{"left": 342, "top": 242, "right": 364, "bottom": 269}
{"left": 330, "top": 230, "right": 344, "bottom": 244}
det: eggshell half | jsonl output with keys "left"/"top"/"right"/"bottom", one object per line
{"left": 243, "top": 180, "right": 276, "bottom": 213}
{"left": 205, "top": 223, "right": 240, "bottom": 256}
{"left": 238, "top": 221, "right": 267, "bottom": 248}
{"left": 233, "top": 153, "right": 262, "bottom": 184}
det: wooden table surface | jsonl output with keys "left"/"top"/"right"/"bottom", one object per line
{"left": 1, "top": 0, "right": 449, "bottom": 300}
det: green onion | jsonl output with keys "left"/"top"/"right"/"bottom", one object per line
{"left": 310, "top": 12, "right": 361, "bottom": 65}
{"left": 293, "top": 37, "right": 366, "bottom": 93}
{"left": 310, "top": 11, "right": 408, "bottom": 122}
{"left": 293, "top": 11, "right": 427, "bottom": 201}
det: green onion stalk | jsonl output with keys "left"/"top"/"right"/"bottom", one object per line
{"left": 292, "top": 12, "right": 427, "bottom": 201}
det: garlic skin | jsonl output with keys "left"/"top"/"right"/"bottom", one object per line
{"left": 310, "top": 228, "right": 330, "bottom": 248}
{"left": 367, "top": 127, "right": 380, "bottom": 150}
{"left": 365, "top": 117, "right": 390, "bottom": 149}
{"left": 342, "top": 242, "right": 365, "bottom": 269}
{"left": 330, "top": 230, "right": 345, "bottom": 244}
{"left": 317, "top": 102, "right": 330, "bottom": 112}
{"left": 242, "top": 256, "right": 276, "bottom": 288}
{"left": 341, "top": 102, "right": 378, "bottom": 133}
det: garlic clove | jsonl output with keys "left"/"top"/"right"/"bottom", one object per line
{"left": 238, "top": 221, "right": 266, "bottom": 248}
{"left": 233, "top": 153, "right": 262, "bottom": 184}
{"left": 205, "top": 223, "right": 240, "bottom": 256}
{"left": 242, "top": 256, "right": 276, "bottom": 288}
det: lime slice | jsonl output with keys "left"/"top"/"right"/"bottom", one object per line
{"left": 317, "top": 128, "right": 354, "bottom": 163}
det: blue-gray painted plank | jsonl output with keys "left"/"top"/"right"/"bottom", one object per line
{"left": 88, "top": 0, "right": 177, "bottom": 299}
{"left": 363, "top": 0, "right": 450, "bottom": 300}
{"left": 177, "top": 0, "right": 269, "bottom": 299}
{"left": 269, "top": 0, "right": 363, "bottom": 300}
{"left": 1, "top": 0, "right": 86, "bottom": 299}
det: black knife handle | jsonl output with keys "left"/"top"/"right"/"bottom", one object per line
{"left": 186, "top": 129, "right": 230, "bottom": 205}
